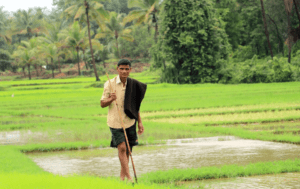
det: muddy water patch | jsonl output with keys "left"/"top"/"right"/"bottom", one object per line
{"left": 27, "top": 136, "right": 300, "bottom": 177}
{"left": 180, "top": 172, "right": 300, "bottom": 189}
{"left": 0, "top": 130, "right": 46, "bottom": 145}
{"left": 0, "top": 130, "right": 71, "bottom": 145}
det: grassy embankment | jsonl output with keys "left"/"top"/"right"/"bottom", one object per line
{"left": 1, "top": 74, "right": 300, "bottom": 188}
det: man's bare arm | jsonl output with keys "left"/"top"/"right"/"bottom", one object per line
{"left": 100, "top": 93, "right": 116, "bottom": 108}
{"left": 137, "top": 112, "right": 144, "bottom": 135}
{"left": 138, "top": 112, "right": 142, "bottom": 124}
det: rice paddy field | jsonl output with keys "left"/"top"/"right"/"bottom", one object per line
{"left": 1, "top": 72, "right": 300, "bottom": 189}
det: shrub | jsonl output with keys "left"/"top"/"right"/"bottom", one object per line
{"left": 157, "top": 0, "right": 230, "bottom": 83}
{"left": 218, "top": 55, "right": 296, "bottom": 83}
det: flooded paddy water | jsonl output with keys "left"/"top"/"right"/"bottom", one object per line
{"left": 25, "top": 136, "right": 300, "bottom": 188}
{"left": 180, "top": 172, "right": 300, "bottom": 189}
{"left": 0, "top": 130, "right": 46, "bottom": 145}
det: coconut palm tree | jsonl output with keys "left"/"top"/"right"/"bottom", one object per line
{"left": 81, "top": 36, "right": 103, "bottom": 67}
{"left": 38, "top": 20, "right": 69, "bottom": 74}
{"left": 59, "top": 21, "right": 89, "bottom": 76}
{"left": 64, "top": 0, "right": 109, "bottom": 81}
{"left": 12, "top": 41, "right": 38, "bottom": 80}
{"left": 38, "top": 43, "right": 58, "bottom": 78}
{"left": 95, "top": 12, "right": 133, "bottom": 58}
{"left": 64, "top": 0, "right": 108, "bottom": 29}
{"left": 0, "top": 7, "right": 12, "bottom": 44}
{"left": 124, "top": 0, "right": 161, "bottom": 43}
{"left": 11, "top": 9, "right": 46, "bottom": 41}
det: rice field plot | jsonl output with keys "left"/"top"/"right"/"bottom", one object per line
{"left": 1, "top": 79, "right": 300, "bottom": 132}
{"left": 142, "top": 102, "right": 300, "bottom": 119}
{"left": 1, "top": 78, "right": 300, "bottom": 188}
{"left": 0, "top": 116, "right": 56, "bottom": 130}
{"left": 140, "top": 82, "right": 300, "bottom": 112}
{"left": 150, "top": 109, "right": 300, "bottom": 125}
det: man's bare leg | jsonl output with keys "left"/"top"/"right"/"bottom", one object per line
{"left": 118, "top": 142, "right": 132, "bottom": 181}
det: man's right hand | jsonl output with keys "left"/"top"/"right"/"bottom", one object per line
{"left": 101, "top": 92, "right": 117, "bottom": 108}
{"left": 110, "top": 92, "right": 117, "bottom": 101}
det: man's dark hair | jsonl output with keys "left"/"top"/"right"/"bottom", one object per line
{"left": 117, "top": 59, "right": 131, "bottom": 67}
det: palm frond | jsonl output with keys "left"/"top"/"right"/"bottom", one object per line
{"left": 128, "top": 0, "right": 145, "bottom": 8}
{"left": 74, "top": 6, "right": 86, "bottom": 20}
{"left": 123, "top": 10, "right": 145, "bottom": 24}
{"left": 120, "top": 34, "right": 134, "bottom": 42}
{"left": 145, "top": 2, "right": 156, "bottom": 23}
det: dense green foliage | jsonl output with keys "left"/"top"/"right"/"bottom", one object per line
{"left": 157, "top": 0, "right": 230, "bottom": 83}
{"left": 119, "top": 25, "right": 155, "bottom": 59}
{"left": 218, "top": 52, "right": 300, "bottom": 83}
{"left": 1, "top": 0, "right": 300, "bottom": 83}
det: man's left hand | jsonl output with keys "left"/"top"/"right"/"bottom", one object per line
{"left": 138, "top": 122, "right": 144, "bottom": 135}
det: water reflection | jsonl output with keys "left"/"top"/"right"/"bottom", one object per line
{"left": 27, "top": 136, "right": 300, "bottom": 179}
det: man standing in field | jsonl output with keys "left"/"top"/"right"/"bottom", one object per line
{"left": 100, "top": 59, "right": 147, "bottom": 182}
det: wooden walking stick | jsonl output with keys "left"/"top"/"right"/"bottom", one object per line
{"left": 106, "top": 73, "right": 138, "bottom": 183}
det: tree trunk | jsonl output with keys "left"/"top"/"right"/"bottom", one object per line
{"left": 154, "top": 12, "right": 158, "bottom": 44}
{"left": 46, "top": 59, "right": 49, "bottom": 70}
{"left": 283, "top": 0, "right": 293, "bottom": 62}
{"left": 58, "top": 57, "right": 62, "bottom": 73}
{"left": 162, "top": 60, "right": 166, "bottom": 70}
{"left": 115, "top": 30, "right": 120, "bottom": 58}
{"left": 51, "top": 58, "right": 54, "bottom": 78}
{"left": 260, "top": 0, "right": 273, "bottom": 59}
{"left": 154, "top": 22, "right": 158, "bottom": 44}
{"left": 267, "top": 14, "right": 284, "bottom": 56}
{"left": 85, "top": 0, "right": 100, "bottom": 81}
{"left": 27, "top": 64, "right": 31, "bottom": 80}
{"left": 293, "top": 0, "right": 300, "bottom": 24}
{"left": 76, "top": 48, "right": 81, "bottom": 76}
{"left": 22, "top": 67, "right": 26, "bottom": 77}
{"left": 83, "top": 52, "right": 89, "bottom": 70}
{"left": 288, "top": 12, "right": 292, "bottom": 63}
{"left": 35, "top": 64, "right": 39, "bottom": 77}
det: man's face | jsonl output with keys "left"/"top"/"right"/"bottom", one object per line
{"left": 117, "top": 64, "right": 131, "bottom": 80}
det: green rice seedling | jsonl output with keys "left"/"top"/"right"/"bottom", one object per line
{"left": 150, "top": 109, "right": 300, "bottom": 125}
{"left": 2, "top": 77, "right": 300, "bottom": 189}
{"left": 0, "top": 173, "right": 168, "bottom": 189}
{"left": 142, "top": 103, "right": 300, "bottom": 119}
{"left": 0, "top": 146, "right": 46, "bottom": 174}
{"left": 3, "top": 81, "right": 300, "bottom": 115}
{"left": 139, "top": 158, "right": 300, "bottom": 184}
